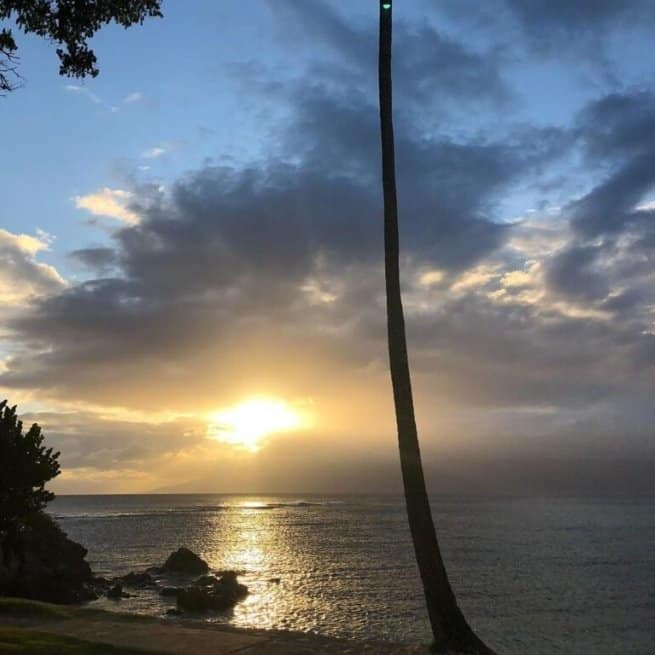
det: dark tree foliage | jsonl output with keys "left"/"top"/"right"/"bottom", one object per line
{"left": 0, "top": 400, "right": 60, "bottom": 535}
{"left": 0, "top": 0, "right": 162, "bottom": 92}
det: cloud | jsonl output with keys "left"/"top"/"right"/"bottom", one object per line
{"left": 64, "top": 86, "right": 144, "bottom": 112}
{"left": 537, "top": 90, "right": 655, "bottom": 315}
{"left": 140, "top": 142, "right": 183, "bottom": 160}
{"left": 64, "top": 84, "right": 118, "bottom": 112}
{"left": 24, "top": 409, "right": 205, "bottom": 471}
{"left": 68, "top": 247, "right": 118, "bottom": 274}
{"left": 435, "top": 0, "right": 655, "bottom": 83}
{"left": 5, "top": 145, "right": 653, "bottom": 422}
{"left": 273, "top": 0, "right": 510, "bottom": 111}
{"left": 569, "top": 152, "right": 655, "bottom": 237}
{"left": 123, "top": 91, "right": 143, "bottom": 104}
{"left": 505, "top": 0, "right": 655, "bottom": 36}
{"left": 567, "top": 91, "right": 655, "bottom": 237}
{"left": 141, "top": 146, "right": 167, "bottom": 159}
{"left": 0, "top": 31, "right": 632, "bottom": 426}
{"left": 73, "top": 188, "right": 140, "bottom": 225}
{"left": 0, "top": 229, "right": 66, "bottom": 307}
{"left": 4, "top": 3, "right": 655, "bottom": 494}
{"left": 545, "top": 244, "right": 610, "bottom": 301}
{"left": 418, "top": 270, "right": 445, "bottom": 287}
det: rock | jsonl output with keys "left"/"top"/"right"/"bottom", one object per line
{"left": 165, "top": 608, "right": 183, "bottom": 616}
{"left": 106, "top": 583, "right": 124, "bottom": 599}
{"left": 215, "top": 568, "right": 246, "bottom": 578}
{"left": 92, "top": 575, "right": 110, "bottom": 586}
{"left": 162, "top": 548, "right": 208, "bottom": 575}
{"left": 192, "top": 571, "right": 244, "bottom": 593}
{"left": 0, "top": 511, "right": 97, "bottom": 604}
{"left": 176, "top": 586, "right": 213, "bottom": 611}
{"left": 216, "top": 570, "right": 239, "bottom": 585}
{"left": 193, "top": 574, "right": 221, "bottom": 587}
{"left": 118, "top": 571, "right": 156, "bottom": 587}
{"left": 176, "top": 571, "right": 248, "bottom": 612}
{"left": 177, "top": 586, "right": 236, "bottom": 612}
{"left": 91, "top": 575, "right": 111, "bottom": 596}
{"left": 106, "top": 583, "right": 131, "bottom": 599}
{"left": 160, "top": 586, "right": 180, "bottom": 597}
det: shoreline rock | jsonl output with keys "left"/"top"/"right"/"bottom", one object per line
{"left": 106, "top": 583, "right": 131, "bottom": 600}
{"left": 1, "top": 538, "right": 249, "bottom": 616}
{"left": 162, "top": 547, "right": 209, "bottom": 575}
{"left": 176, "top": 571, "right": 248, "bottom": 612}
{"left": 115, "top": 571, "right": 157, "bottom": 588}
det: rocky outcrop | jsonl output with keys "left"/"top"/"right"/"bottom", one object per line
{"left": 116, "top": 571, "right": 157, "bottom": 588}
{"left": 176, "top": 571, "right": 248, "bottom": 612}
{"left": 162, "top": 547, "right": 209, "bottom": 575}
{"left": 106, "top": 583, "right": 131, "bottom": 599}
{"left": 0, "top": 512, "right": 96, "bottom": 604}
{"left": 0, "top": 534, "right": 249, "bottom": 615}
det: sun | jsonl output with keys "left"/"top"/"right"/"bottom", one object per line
{"left": 207, "top": 397, "right": 305, "bottom": 451}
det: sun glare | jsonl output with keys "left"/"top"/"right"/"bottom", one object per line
{"left": 207, "top": 398, "right": 305, "bottom": 451}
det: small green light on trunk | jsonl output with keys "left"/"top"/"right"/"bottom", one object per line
{"left": 382, "top": 3, "right": 391, "bottom": 9}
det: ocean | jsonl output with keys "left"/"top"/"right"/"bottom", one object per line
{"left": 49, "top": 494, "right": 655, "bottom": 654}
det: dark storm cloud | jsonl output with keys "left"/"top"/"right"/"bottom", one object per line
{"left": 571, "top": 92, "right": 655, "bottom": 235}
{"left": 505, "top": 0, "right": 655, "bottom": 35}
{"left": 69, "top": 247, "right": 118, "bottom": 273}
{"left": 438, "top": 0, "right": 655, "bottom": 84}
{"left": 121, "top": 164, "right": 374, "bottom": 289}
{"left": 545, "top": 244, "right": 609, "bottom": 301}
{"left": 577, "top": 91, "right": 655, "bottom": 161}
{"left": 569, "top": 153, "right": 655, "bottom": 237}
{"left": 275, "top": 0, "right": 509, "bottom": 107}
{"left": 543, "top": 90, "right": 655, "bottom": 304}
{"left": 284, "top": 79, "right": 567, "bottom": 268}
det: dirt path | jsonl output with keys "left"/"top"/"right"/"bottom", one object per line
{"left": 1, "top": 610, "right": 431, "bottom": 655}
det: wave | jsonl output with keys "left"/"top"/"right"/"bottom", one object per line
{"left": 53, "top": 505, "right": 230, "bottom": 520}
{"left": 53, "top": 499, "right": 345, "bottom": 520}
{"left": 238, "top": 500, "right": 329, "bottom": 510}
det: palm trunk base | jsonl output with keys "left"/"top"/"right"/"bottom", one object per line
{"left": 427, "top": 597, "right": 497, "bottom": 654}
{"left": 430, "top": 627, "right": 498, "bottom": 655}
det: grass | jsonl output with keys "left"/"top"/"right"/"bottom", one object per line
{"left": 0, "top": 627, "right": 158, "bottom": 654}
{"left": 0, "top": 597, "right": 153, "bottom": 624}
{"left": 0, "top": 597, "right": 72, "bottom": 620}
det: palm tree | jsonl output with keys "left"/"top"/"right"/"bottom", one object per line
{"left": 377, "top": 3, "right": 497, "bottom": 653}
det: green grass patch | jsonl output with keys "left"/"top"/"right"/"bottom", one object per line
{"left": 0, "top": 597, "right": 152, "bottom": 624}
{"left": 0, "top": 627, "right": 158, "bottom": 654}
{"left": 0, "top": 597, "right": 72, "bottom": 620}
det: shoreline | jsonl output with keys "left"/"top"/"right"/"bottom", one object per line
{"left": 0, "top": 597, "right": 431, "bottom": 654}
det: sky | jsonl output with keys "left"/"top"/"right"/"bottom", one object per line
{"left": 1, "top": 0, "right": 654, "bottom": 496}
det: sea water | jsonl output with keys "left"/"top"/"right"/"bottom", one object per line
{"left": 49, "top": 494, "right": 655, "bottom": 654}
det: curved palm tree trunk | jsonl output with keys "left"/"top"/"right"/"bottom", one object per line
{"left": 378, "top": 3, "right": 497, "bottom": 653}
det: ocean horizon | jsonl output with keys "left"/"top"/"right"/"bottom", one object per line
{"left": 49, "top": 493, "right": 655, "bottom": 655}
